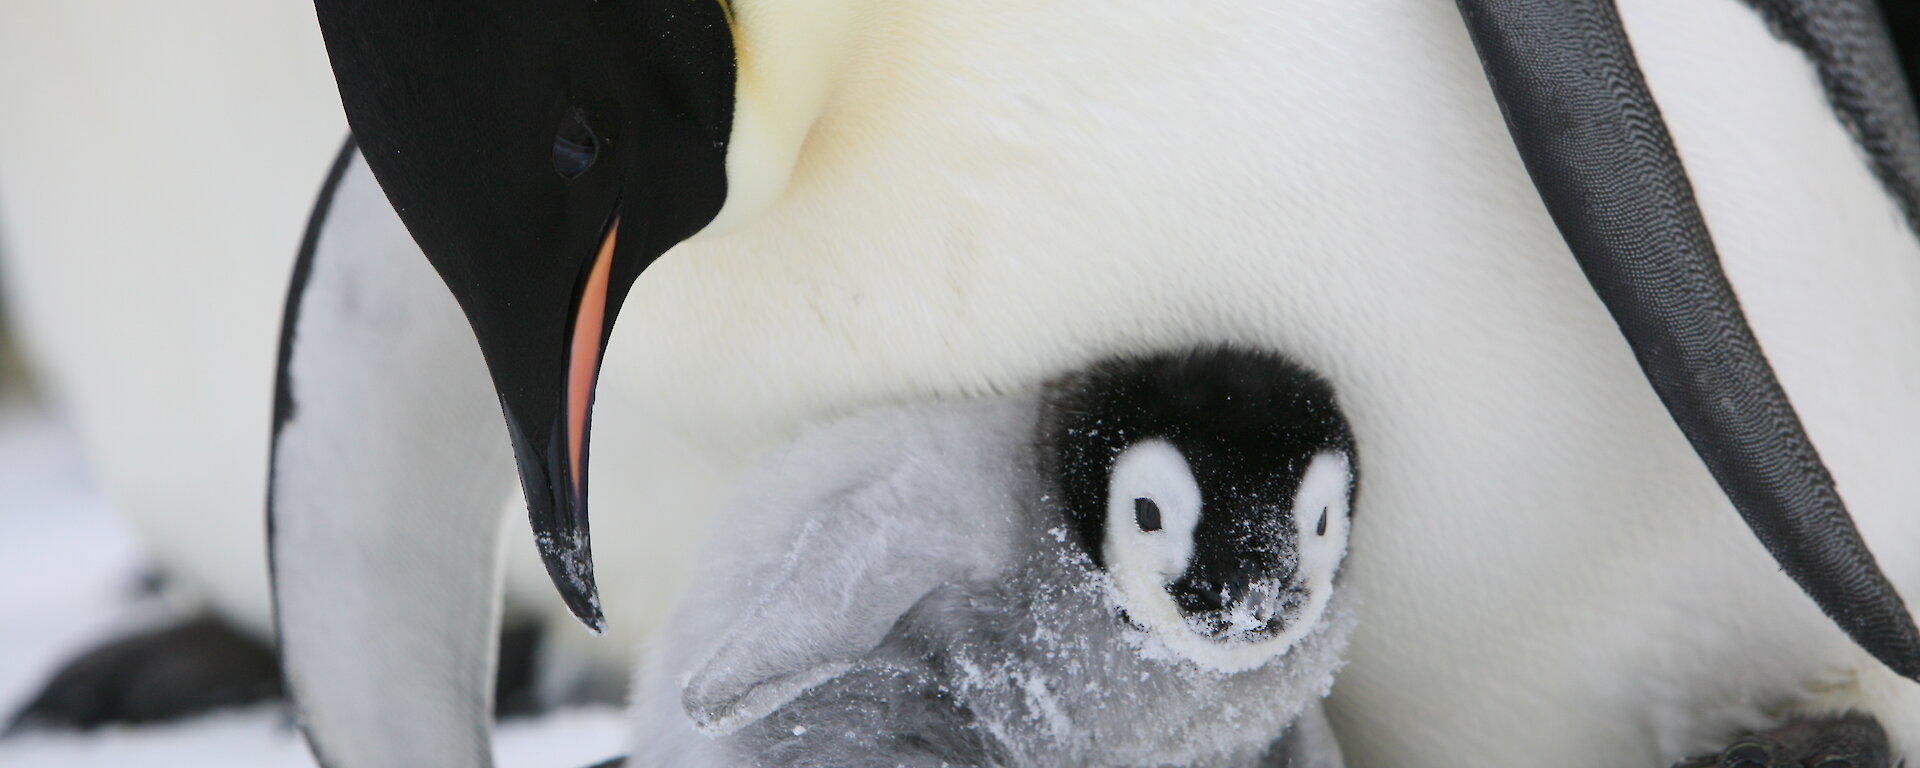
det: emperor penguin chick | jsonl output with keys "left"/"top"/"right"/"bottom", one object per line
{"left": 632, "top": 347, "right": 1358, "bottom": 768}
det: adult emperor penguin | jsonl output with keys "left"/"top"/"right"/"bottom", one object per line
{"left": 271, "top": 0, "right": 1920, "bottom": 766}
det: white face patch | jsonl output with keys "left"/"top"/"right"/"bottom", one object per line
{"left": 1104, "top": 439, "right": 1205, "bottom": 627}
{"left": 1281, "top": 451, "right": 1353, "bottom": 653}
{"left": 1104, "top": 445, "right": 1352, "bottom": 673}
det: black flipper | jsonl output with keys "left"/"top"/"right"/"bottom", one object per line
{"left": 1883, "top": 1, "right": 1920, "bottom": 107}
{"left": 1737, "top": 1, "right": 1920, "bottom": 234}
{"left": 1671, "top": 713, "right": 1891, "bottom": 768}
{"left": 1453, "top": 0, "right": 1920, "bottom": 680}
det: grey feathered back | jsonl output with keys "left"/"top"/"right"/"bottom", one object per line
{"left": 631, "top": 395, "right": 1352, "bottom": 767}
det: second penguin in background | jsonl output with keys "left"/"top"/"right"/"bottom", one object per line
{"left": 634, "top": 346, "right": 1359, "bottom": 767}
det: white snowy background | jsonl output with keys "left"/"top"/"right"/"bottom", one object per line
{"left": 0, "top": 402, "right": 630, "bottom": 768}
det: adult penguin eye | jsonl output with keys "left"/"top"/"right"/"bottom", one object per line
{"left": 1135, "top": 497, "right": 1163, "bottom": 532}
{"left": 552, "top": 109, "right": 600, "bottom": 180}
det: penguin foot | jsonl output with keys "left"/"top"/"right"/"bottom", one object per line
{"left": 493, "top": 622, "right": 542, "bottom": 717}
{"left": 1671, "top": 713, "right": 1890, "bottom": 768}
{"left": 5, "top": 616, "right": 550, "bottom": 734}
{"left": 5, "top": 616, "right": 281, "bottom": 732}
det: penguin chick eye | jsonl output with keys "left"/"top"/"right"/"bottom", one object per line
{"left": 553, "top": 109, "right": 600, "bottom": 180}
{"left": 1316, "top": 506, "right": 1328, "bottom": 536}
{"left": 1135, "top": 497, "right": 1163, "bottom": 532}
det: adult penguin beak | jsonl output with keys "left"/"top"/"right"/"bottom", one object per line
{"left": 305, "top": 0, "right": 737, "bottom": 633}
{"left": 492, "top": 214, "right": 623, "bottom": 632}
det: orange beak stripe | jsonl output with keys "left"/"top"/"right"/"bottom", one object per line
{"left": 566, "top": 219, "right": 618, "bottom": 502}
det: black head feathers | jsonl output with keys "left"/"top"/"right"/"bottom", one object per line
{"left": 1037, "top": 346, "right": 1355, "bottom": 567}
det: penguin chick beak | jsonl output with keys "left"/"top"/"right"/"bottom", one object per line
{"left": 499, "top": 218, "right": 621, "bottom": 634}
{"left": 1168, "top": 567, "right": 1297, "bottom": 641}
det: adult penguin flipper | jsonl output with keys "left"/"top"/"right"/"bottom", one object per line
{"left": 1453, "top": 0, "right": 1920, "bottom": 680}
{"left": 269, "top": 139, "right": 518, "bottom": 768}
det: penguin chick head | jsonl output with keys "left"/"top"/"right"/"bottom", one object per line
{"left": 1040, "top": 347, "right": 1355, "bottom": 671}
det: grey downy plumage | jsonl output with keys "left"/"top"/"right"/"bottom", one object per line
{"left": 632, "top": 348, "right": 1358, "bottom": 768}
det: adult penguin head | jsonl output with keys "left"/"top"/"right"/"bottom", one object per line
{"left": 312, "top": 0, "right": 834, "bottom": 629}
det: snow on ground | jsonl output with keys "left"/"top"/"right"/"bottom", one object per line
{"left": 0, "top": 403, "right": 630, "bottom": 767}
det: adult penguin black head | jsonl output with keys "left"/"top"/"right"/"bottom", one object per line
{"left": 311, "top": 0, "right": 736, "bottom": 629}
